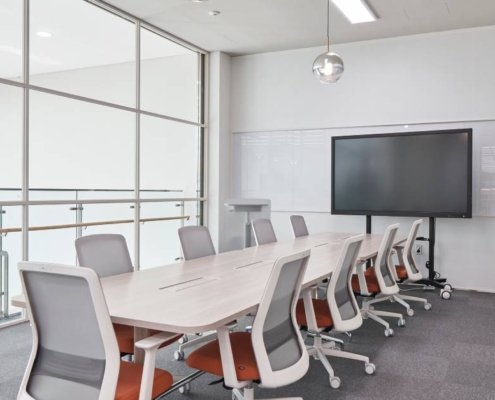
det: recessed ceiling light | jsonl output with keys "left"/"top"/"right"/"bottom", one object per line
{"left": 191, "top": 0, "right": 208, "bottom": 2}
{"left": 331, "top": 0, "right": 377, "bottom": 24}
{"left": 36, "top": 31, "right": 53, "bottom": 38}
{"left": 404, "top": 125, "right": 409, "bottom": 128}
{"left": 209, "top": 10, "right": 220, "bottom": 16}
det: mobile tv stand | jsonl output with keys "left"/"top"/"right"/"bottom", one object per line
{"left": 366, "top": 216, "right": 453, "bottom": 300}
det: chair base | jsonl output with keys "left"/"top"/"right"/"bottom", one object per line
{"left": 361, "top": 297, "right": 405, "bottom": 336}
{"left": 306, "top": 335, "right": 375, "bottom": 389}
{"left": 233, "top": 387, "right": 302, "bottom": 400}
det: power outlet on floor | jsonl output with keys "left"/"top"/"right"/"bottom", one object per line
{"left": 415, "top": 244, "right": 422, "bottom": 255}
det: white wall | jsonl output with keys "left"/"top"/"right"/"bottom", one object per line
{"left": 230, "top": 26, "right": 495, "bottom": 292}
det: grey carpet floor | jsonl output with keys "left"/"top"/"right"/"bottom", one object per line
{"left": 1, "top": 289, "right": 495, "bottom": 400}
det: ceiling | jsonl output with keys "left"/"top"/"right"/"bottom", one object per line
{"left": 105, "top": 0, "right": 495, "bottom": 56}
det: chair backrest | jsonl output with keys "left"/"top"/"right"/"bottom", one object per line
{"left": 402, "top": 219, "right": 423, "bottom": 279}
{"left": 252, "top": 218, "right": 277, "bottom": 246}
{"left": 18, "top": 262, "right": 120, "bottom": 400}
{"left": 75, "top": 234, "right": 133, "bottom": 278}
{"left": 290, "top": 215, "right": 309, "bottom": 238}
{"left": 251, "top": 249, "right": 310, "bottom": 388}
{"left": 326, "top": 235, "right": 364, "bottom": 333}
{"left": 178, "top": 226, "right": 216, "bottom": 261}
{"left": 374, "top": 223, "right": 400, "bottom": 295}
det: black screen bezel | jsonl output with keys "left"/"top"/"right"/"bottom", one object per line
{"left": 331, "top": 129, "right": 473, "bottom": 219}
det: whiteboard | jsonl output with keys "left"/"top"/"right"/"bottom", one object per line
{"left": 232, "top": 120, "right": 495, "bottom": 217}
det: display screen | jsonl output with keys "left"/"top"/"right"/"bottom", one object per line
{"left": 332, "top": 129, "right": 472, "bottom": 218}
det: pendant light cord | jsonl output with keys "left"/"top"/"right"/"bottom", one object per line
{"left": 326, "top": 0, "right": 330, "bottom": 52}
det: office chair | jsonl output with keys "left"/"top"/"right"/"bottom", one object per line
{"left": 290, "top": 215, "right": 309, "bottom": 238}
{"left": 186, "top": 249, "right": 311, "bottom": 400}
{"left": 289, "top": 214, "right": 346, "bottom": 348}
{"left": 75, "top": 235, "right": 182, "bottom": 358}
{"left": 175, "top": 226, "right": 220, "bottom": 361}
{"left": 351, "top": 224, "right": 406, "bottom": 337}
{"left": 18, "top": 261, "right": 174, "bottom": 400}
{"left": 391, "top": 219, "right": 432, "bottom": 311}
{"left": 296, "top": 235, "right": 376, "bottom": 389}
{"left": 252, "top": 218, "right": 277, "bottom": 245}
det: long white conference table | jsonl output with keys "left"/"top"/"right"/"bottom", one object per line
{"left": 12, "top": 231, "right": 405, "bottom": 394}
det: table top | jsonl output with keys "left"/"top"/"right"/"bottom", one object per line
{"left": 12, "top": 232, "right": 405, "bottom": 334}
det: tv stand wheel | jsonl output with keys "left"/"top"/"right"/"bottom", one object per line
{"left": 443, "top": 284, "right": 453, "bottom": 291}
{"left": 441, "top": 289, "right": 452, "bottom": 300}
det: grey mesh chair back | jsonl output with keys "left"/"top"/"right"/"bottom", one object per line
{"left": 374, "top": 224, "right": 400, "bottom": 294}
{"left": 290, "top": 215, "right": 309, "bottom": 238}
{"left": 75, "top": 234, "right": 133, "bottom": 278}
{"left": 178, "top": 226, "right": 216, "bottom": 261}
{"left": 327, "top": 235, "right": 364, "bottom": 332}
{"left": 251, "top": 249, "right": 310, "bottom": 387}
{"left": 252, "top": 218, "right": 277, "bottom": 246}
{"left": 18, "top": 262, "right": 120, "bottom": 400}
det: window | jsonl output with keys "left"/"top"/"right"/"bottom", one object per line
{"left": 0, "top": 0, "right": 23, "bottom": 81}
{"left": 30, "top": 0, "right": 136, "bottom": 106}
{"left": 0, "top": 0, "right": 207, "bottom": 328}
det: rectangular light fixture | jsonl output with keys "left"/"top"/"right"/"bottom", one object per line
{"left": 331, "top": 0, "right": 377, "bottom": 24}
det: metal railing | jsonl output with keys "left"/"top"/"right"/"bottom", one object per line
{"left": 0, "top": 188, "right": 202, "bottom": 324}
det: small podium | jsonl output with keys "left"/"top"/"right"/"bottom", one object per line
{"left": 224, "top": 199, "right": 271, "bottom": 248}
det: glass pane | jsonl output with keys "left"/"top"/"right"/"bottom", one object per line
{"left": 140, "top": 116, "right": 200, "bottom": 199}
{"left": 30, "top": 0, "right": 135, "bottom": 107}
{"left": 29, "top": 205, "right": 77, "bottom": 265}
{"left": 80, "top": 203, "right": 135, "bottom": 263}
{"left": 29, "top": 91, "right": 135, "bottom": 200}
{"left": 139, "top": 202, "right": 186, "bottom": 269}
{"left": 141, "top": 28, "right": 199, "bottom": 122}
{"left": 0, "top": 0, "right": 22, "bottom": 81}
{"left": 0, "top": 84, "right": 22, "bottom": 201}
{"left": 0, "top": 206, "right": 23, "bottom": 326}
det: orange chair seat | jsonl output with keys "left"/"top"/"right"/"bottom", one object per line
{"left": 114, "top": 324, "right": 182, "bottom": 355}
{"left": 395, "top": 265, "right": 408, "bottom": 280}
{"left": 117, "top": 361, "right": 173, "bottom": 400}
{"left": 295, "top": 298, "right": 333, "bottom": 328}
{"left": 186, "top": 332, "right": 260, "bottom": 382}
{"left": 351, "top": 274, "right": 380, "bottom": 294}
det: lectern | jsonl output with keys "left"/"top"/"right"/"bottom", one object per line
{"left": 224, "top": 199, "right": 271, "bottom": 249}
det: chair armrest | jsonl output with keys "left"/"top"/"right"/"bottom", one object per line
{"left": 135, "top": 332, "right": 181, "bottom": 351}
{"left": 217, "top": 324, "right": 248, "bottom": 390}
{"left": 137, "top": 332, "right": 180, "bottom": 400}
{"left": 302, "top": 289, "right": 320, "bottom": 332}
{"left": 355, "top": 260, "right": 371, "bottom": 296}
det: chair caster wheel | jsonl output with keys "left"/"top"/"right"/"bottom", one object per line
{"left": 444, "top": 284, "right": 453, "bottom": 291}
{"left": 174, "top": 350, "right": 185, "bottom": 361}
{"left": 384, "top": 328, "right": 394, "bottom": 337}
{"left": 407, "top": 308, "right": 414, "bottom": 317}
{"left": 179, "top": 336, "right": 188, "bottom": 345}
{"left": 398, "top": 318, "right": 406, "bottom": 327}
{"left": 330, "top": 376, "right": 341, "bottom": 389}
{"left": 365, "top": 363, "right": 376, "bottom": 375}
{"left": 179, "top": 383, "right": 190, "bottom": 394}
{"left": 424, "top": 303, "right": 432, "bottom": 311}
{"left": 441, "top": 289, "right": 452, "bottom": 300}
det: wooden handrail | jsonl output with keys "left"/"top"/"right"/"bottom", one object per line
{"left": 0, "top": 216, "right": 190, "bottom": 235}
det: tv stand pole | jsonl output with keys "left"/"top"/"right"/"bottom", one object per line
{"left": 416, "top": 217, "right": 453, "bottom": 299}
{"left": 366, "top": 215, "right": 372, "bottom": 268}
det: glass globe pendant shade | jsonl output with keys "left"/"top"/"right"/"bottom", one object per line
{"left": 313, "top": 52, "right": 344, "bottom": 84}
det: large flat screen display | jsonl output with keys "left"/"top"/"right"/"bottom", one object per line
{"left": 331, "top": 129, "right": 472, "bottom": 218}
